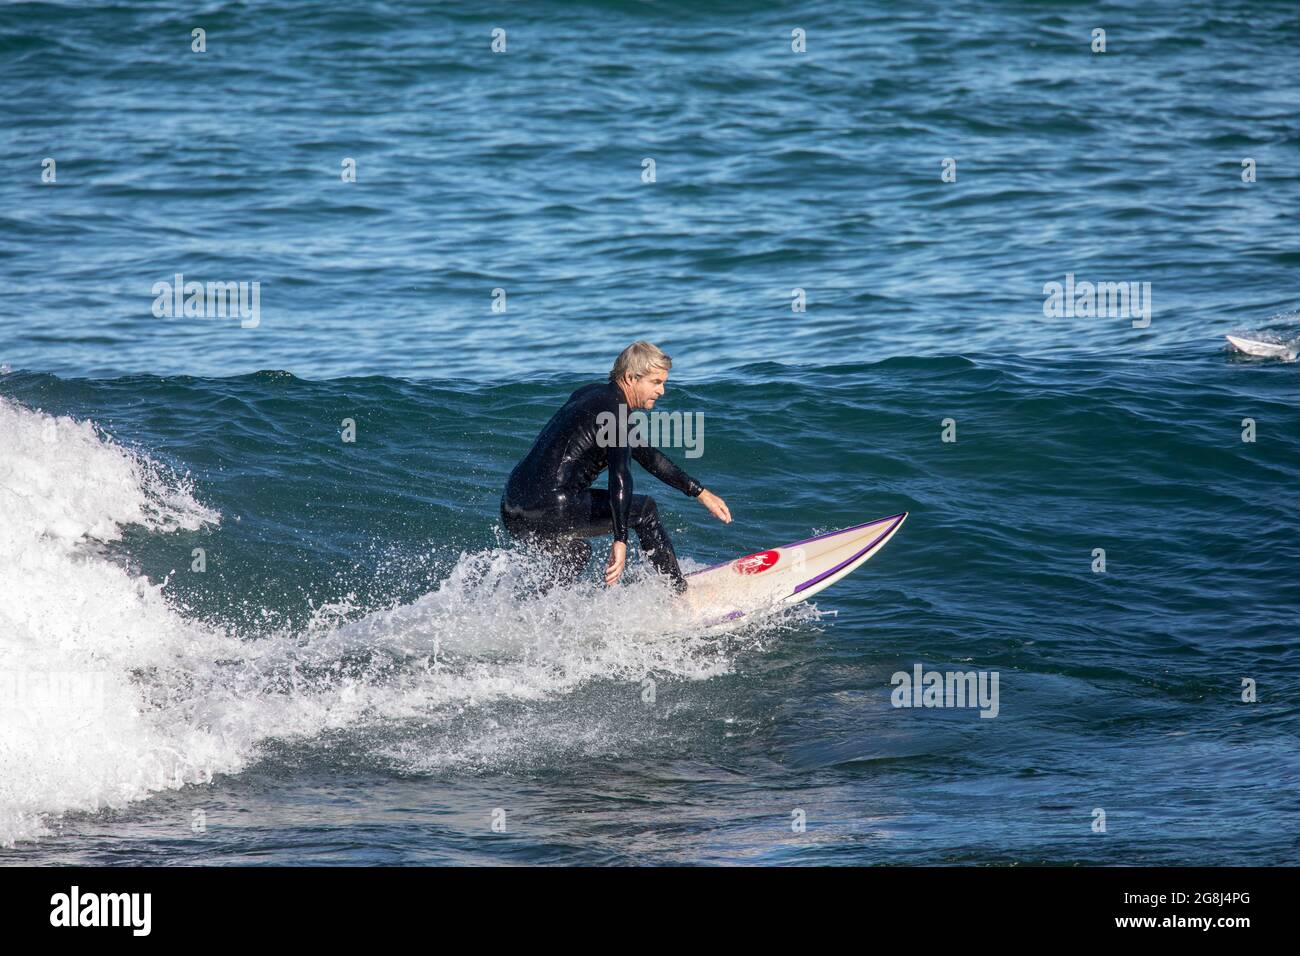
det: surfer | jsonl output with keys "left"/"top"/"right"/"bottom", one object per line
{"left": 500, "top": 341, "right": 732, "bottom": 592}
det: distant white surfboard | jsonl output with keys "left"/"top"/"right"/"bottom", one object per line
{"left": 1226, "top": 334, "right": 1297, "bottom": 361}
{"left": 683, "top": 513, "right": 908, "bottom": 630}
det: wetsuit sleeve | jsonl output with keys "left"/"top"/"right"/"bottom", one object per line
{"left": 608, "top": 443, "right": 633, "bottom": 543}
{"left": 632, "top": 445, "right": 704, "bottom": 497}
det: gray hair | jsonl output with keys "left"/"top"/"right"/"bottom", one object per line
{"left": 609, "top": 341, "right": 672, "bottom": 383}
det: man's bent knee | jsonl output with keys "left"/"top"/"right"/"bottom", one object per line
{"left": 633, "top": 495, "right": 661, "bottom": 528}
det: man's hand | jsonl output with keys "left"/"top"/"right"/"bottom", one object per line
{"left": 605, "top": 540, "right": 628, "bottom": 585}
{"left": 698, "top": 489, "right": 732, "bottom": 524}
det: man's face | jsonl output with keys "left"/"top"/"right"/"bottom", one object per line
{"left": 626, "top": 367, "right": 668, "bottom": 410}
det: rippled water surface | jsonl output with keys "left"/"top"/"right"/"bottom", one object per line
{"left": 1, "top": 0, "right": 1297, "bottom": 864}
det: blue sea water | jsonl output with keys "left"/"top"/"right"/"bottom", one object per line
{"left": 1, "top": 0, "right": 1298, "bottom": 864}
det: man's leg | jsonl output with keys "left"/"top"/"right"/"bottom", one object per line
{"left": 540, "top": 536, "right": 593, "bottom": 589}
{"left": 503, "top": 492, "right": 686, "bottom": 592}
{"left": 582, "top": 491, "right": 688, "bottom": 593}
{"left": 502, "top": 497, "right": 594, "bottom": 591}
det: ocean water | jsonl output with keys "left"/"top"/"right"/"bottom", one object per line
{"left": 1, "top": 0, "right": 1298, "bottom": 864}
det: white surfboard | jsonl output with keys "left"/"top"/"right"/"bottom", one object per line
{"left": 683, "top": 512, "right": 908, "bottom": 630}
{"left": 1226, "top": 334, "right": 1296, "bottom": 360}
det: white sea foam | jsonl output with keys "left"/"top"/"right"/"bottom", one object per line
{"left": 0, "top": 398, "right": 386, "bottom": 845}
{"left": 0, "top": 397, "right": 815, "bottom": 845}
{"left": 1, "top": 396, "right": 228, "bottom": 844}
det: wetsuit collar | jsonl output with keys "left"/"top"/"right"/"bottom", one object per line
{"left": 610, "top": 378, "right": 637, "bottom": 409}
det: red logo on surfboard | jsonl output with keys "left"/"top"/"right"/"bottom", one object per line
{"left": 733, "top": 550, "right": 779, "bottom": 574}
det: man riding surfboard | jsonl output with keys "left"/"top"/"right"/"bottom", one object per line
{"left": 500, "top": 341, "right": 731, "bottom": 591}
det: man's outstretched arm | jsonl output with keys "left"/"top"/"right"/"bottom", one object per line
{"left": 632, "top": 446, "right": 731, "bottom": 524}
{"left": 632, "top": 445, "right": 702, "bottom": 497}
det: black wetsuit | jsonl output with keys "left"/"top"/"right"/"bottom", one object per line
{"left": 500, "top": 381, "right": 703, "bottom": 591}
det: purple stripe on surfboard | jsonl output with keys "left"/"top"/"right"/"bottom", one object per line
{"left": 684, "top": 512, "right": 908, "bottom": 578}
{"left": 791, "top": 513, "right": 906, "bottom": 594}
{"left": 783, "top": 513, "right": 908, "bottom": 550}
